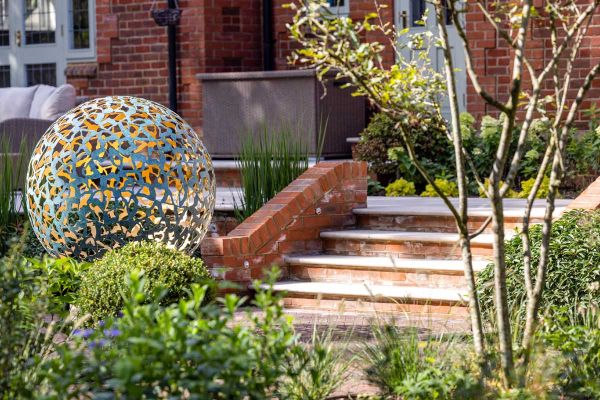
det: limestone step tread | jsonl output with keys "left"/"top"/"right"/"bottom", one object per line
{"left": 284, "top": 254, "right": 488, "bottom": 272}
{"left": 262, "top": 281, "right": 468, "bottom": 302}
{"left": 320, "top": 229, "right": 502, "bottom": 245}
{"left": 359, "top": 197, "right": 571, "bottom": 218}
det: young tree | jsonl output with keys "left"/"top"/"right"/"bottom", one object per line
{"left": 288, "top": 0, "right": 600, "bottom": 387}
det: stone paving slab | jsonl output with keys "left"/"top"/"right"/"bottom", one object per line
{"left": 361, "top": 196, "right": 572, "bottom": 218}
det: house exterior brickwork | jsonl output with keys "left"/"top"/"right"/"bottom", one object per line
{"left": 463, "top": 1, "right": 600, "bottom": 123}
{"left": 67, "top": 0, "right": 262, "bottom": 133}
{"left": 68, "top": 1, "right": 600, "bottom": 132}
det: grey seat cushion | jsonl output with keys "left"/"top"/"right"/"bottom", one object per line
{"left": 29, "top": 84, "right": 57, "bottom": 118}
{"left": 39, "top": 84, "right": 77, "bottom": 120}
{"left": 0, "top": 86, "right": 38, "bottom": 123}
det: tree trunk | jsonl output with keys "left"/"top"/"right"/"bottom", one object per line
{"left": 435, "top": 0, "right": 485, "bottom": 358}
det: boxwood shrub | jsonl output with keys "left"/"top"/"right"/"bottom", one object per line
{"left": 477, "top": 209, "right": 600, "bottom": 322}
{"left": 77, "top": 241, "right": 214, "bottom": 323}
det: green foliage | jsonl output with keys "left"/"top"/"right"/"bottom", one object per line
{"left": 368, "top": 178, "right": 385, "bottom": 196}
{"left": 235, "top": 128, "right": 309, "bottom": 222}
{"left": 361, "top": 324, "right": 479, "bottom": 399}
{"left": 478, "top": 179, "right": 519, "bottom": 198}
{"left": 566, "top": 105, "right": 600, "bottom": 177}
{"left": 518, "top": 176, "right": 551, "bottom": 199}
{"left": 0, "top": 237, "right": 82, "bottom": 399}
{"left": 0, "top": 140, "right": 27, "bottom": 257}
{"left": 77, "top": 241, "right": 214, "bottom": 324}
{"left": 541, "top": 307, "right": 600, "bottom": 398}
{"left": 355, "top": 113, "right": 404, "bottom": 179}
{"left": 385, "top": 178, "right": 416, "bottom": 197}
{"left": 32, "top": 257, "right": 90, "bottom": 315}
{"left": 280, "top": 327, "right": 353, "bottom": 400}
{"left": 40, "top": 268, "right": 298, "bottom": 399}
{"left": 355, "top": 112, "right": 452, "bottom": 188}
{"left": 477, "top": 210, "right": 600, "bottom": 321}
{"left": 420, "top": 178, "right": 459, "bottom": 197}
{"left": 21, "top": 228, "right": 48, "bottom": 259}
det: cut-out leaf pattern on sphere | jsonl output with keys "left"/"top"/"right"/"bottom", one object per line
{"left": 26, "top": 96, "right": 215, "bottom": 260}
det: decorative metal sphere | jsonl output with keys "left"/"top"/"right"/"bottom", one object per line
{"left": 26, "top": 96, "right": 216, "bottom": 260}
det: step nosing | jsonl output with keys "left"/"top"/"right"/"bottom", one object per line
{"left": 284, "top": 255, "right": 488, "bottom": 272}
{"left": 319, "top": 230, "right": 498, "bottom": 244}
{"left": 260, "top": 281, "right": 468, "bottom": 302}
{"left": 354, "top": 207, "right": 567, "bottom": 218}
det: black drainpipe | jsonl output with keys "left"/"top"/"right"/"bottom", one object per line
{"left": 262, "top": 0, "right": 274, "bottom": 71}
{"left": 167, "top": 0, "right": 178, "bottom": 112}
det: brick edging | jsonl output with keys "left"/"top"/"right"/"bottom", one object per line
{"left": 567, "top": 176, "right": 600, "bottom": 210}
{"left": 201, "top": 161, "right": 367, "bottom": 283}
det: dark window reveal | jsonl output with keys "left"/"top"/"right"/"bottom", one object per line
{"left": 71, "top": 0, "right": 90, "bottom": 49}
{"left": 26, "top": 63, "right": 57, "bottom": 86}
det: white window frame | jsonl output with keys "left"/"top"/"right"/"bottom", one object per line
{"left": 327, "top": 0, "right": 349, "bottom": 16}
{"left": 66, "top": 0, "right": 96, "bottom": 61}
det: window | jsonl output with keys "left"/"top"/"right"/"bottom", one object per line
{"left": 411, "top": 0, "right": 452, "bottom": 26}
{"left": 0, "top": 0, "right": 7, "bottom": 46}
{"left": 327, "top": 0, "right": 349, "bottom": 16}
{"left": 67, "top": 0, "right": 96, "bottom": 59}
{"left": 24, "top": 0, "right": 56, "bottom": 45}
{"left": 71, "top": 0, "right": 90, "bottom": 48}
{"left": 0, "top": 65, "right": 9, "bottom": 87}
{"left": 26, "top": 63, "right": 57, "bottom": 86}
{"left": 442, "top": 0, "right": 453, "bottom": 25}
{"left": 410, "top": 0, "right": 426, "bottom": 26}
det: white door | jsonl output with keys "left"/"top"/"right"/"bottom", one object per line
{"left": 394, "top": 0, "right": 466, "bottom": 118}
{"left": 0, "top": 0, "right": 66, "bottom": 87}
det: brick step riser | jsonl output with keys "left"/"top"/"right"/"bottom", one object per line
{"left": 356, "top": 214, "right": 536, "bottom": 233}
{"left": 322, "top": 238, "right": 493, "bottom": 259}
{"left": 288, "top": 264, "right": 469, "bottom": 288}
{"left": 215, "top": 168, "right": 241, "bottom": 188}
{"left": 281, "top": 295, "right": 469, "bottom": 315}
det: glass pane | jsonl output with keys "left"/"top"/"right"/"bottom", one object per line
{"left": 411, "top": 0, "right": 426, "bottom": 26}
{"left": 0, "top": 0, "right": 7, "bottom": 46}
{"left": 443, "top": 0, "right": 452, "bottom": 25}
{"left": 25, "top": 0, "right": 56, "bottom": 45}
{"left": 328, "top": 0, "right": 345, "bottom": 7}
{"left": 0, "top": 65, "right": 9, "bottom": 87}
{"left": 26, "top": 63, "right": 56, "bottom": 86}
{"left": 70, "top": 0, "right": 89, "bottom": 49}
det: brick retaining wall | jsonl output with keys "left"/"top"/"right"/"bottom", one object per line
{"left": 201, "top": 161, "right": 367, "bottom": 284}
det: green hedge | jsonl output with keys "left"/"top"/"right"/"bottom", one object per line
{"left": 477, "top": 209, "right": 600, "bottom": 321}
{"left": 78, "top": 241, "right": 214, "bottom": 324}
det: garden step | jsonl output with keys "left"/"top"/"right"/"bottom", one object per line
{"left": 321, "top": 230, "right": 498, "bottom": 258}
{"left": 262, "top": 281, "right": 469, "bottom": 315}
{"left": 285, "top": 255, "right": 488, "bottom": 287}
{"left": 356, "top": 197, "right": 571, "bottom": 233}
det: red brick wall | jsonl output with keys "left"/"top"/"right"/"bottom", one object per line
{"left": 201, "top": 161, "right": 367, "bottom": 284}
{"left": 272, "top": 0, "right": 600, "bottom": 125}
{"left": 70, "top": 1, "right": 600, "bottom": 132}
{"left": 464, "top": 1, "right": 600, "bottom": 124}
{"left": 567, "top": 176, "right": 600, "bottom": 210}
{"left": 67, "top": 0, "right": 262, "bottom": 133}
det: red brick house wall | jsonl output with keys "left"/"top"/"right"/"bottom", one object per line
{"left": 69, "top": 0, "right": 600, "bottom": 132}
{"left": 463, "top": 1, "right": 600, "bottom": 124}
{"left": 273, "top": 0, "right": 396, "bottom": 70}
{"left": 67, "top": 0, "right": 262, "bottom": 133}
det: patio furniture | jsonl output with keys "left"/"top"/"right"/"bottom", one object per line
{"left": 0, "top": 84, "right": 88, "bottom": 188}
{"left": 196, "top": 69, "right": 366, "bottom": 158}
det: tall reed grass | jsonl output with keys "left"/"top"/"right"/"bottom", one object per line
{"left": 234, "top": 127, "right": 310, "bottom": 222}
{"left": 0, "top": 138, "right": 28, "bottom": 255}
